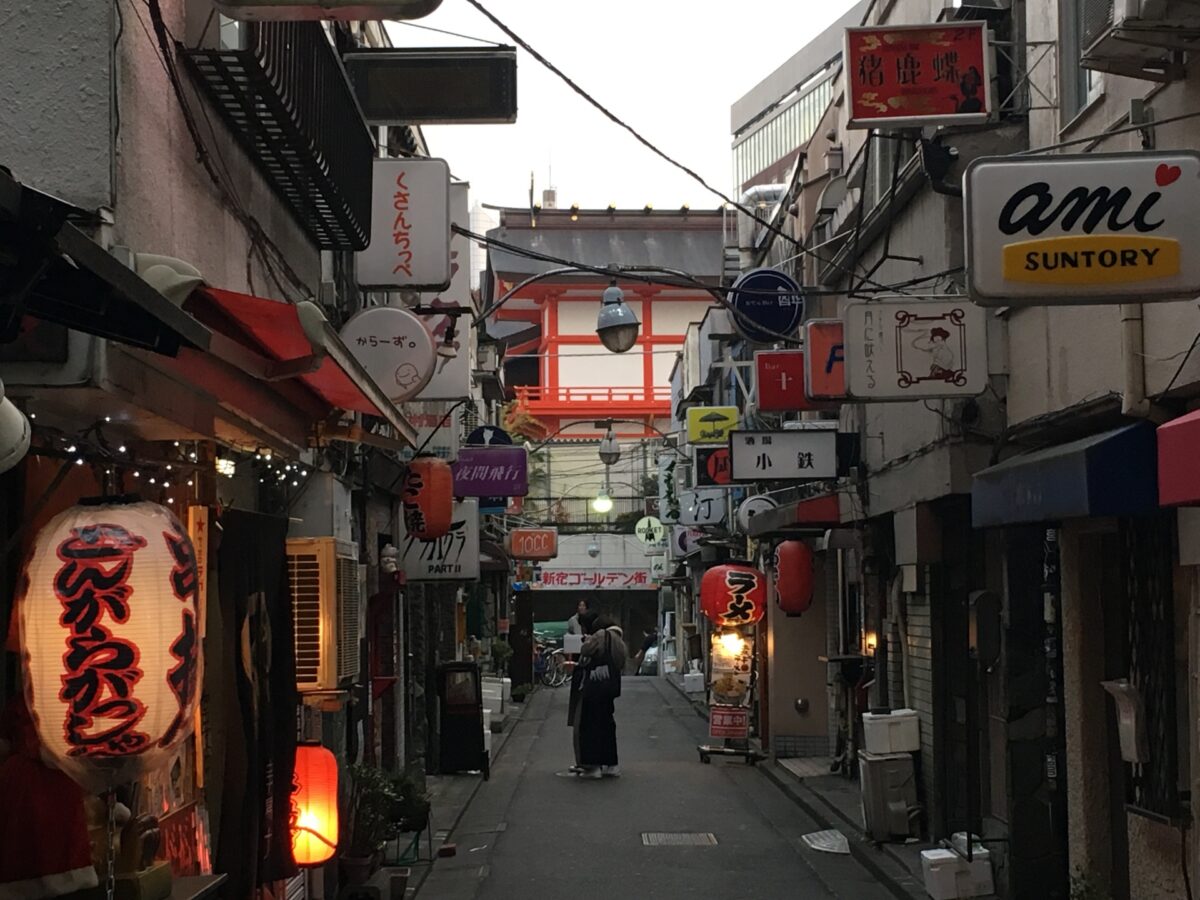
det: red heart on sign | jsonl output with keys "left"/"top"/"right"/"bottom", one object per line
{"left": 1156, "top": 163, "right": 1181, "bottom": 186}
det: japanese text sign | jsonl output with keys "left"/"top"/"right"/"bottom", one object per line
{"left": 687, "top": 406, "right": 739, "bottom": 445}
{"left": 401, "top": 498, "right": 480, "bottom": 580}
{"left": 844, "top": 299, "right": 988, "bottom": 399}
{"left": 506, "top": 528, "right": 558, "bottom": 561}
{"left": 659, "top": 454, "right": 681, "bottom": 524}
{"left": 965, "top": 152, "right": 1200, "bottom": 305}
{"left": 693, "top": 446, "right": 732, "bottom": 487}
{"left": 340, "top": 306, "right": 437, "bottom": 404}
{"left": 399, "top": 401, "right": 459, "bottom": 463}
{"left": 756, "top": 350, "right": 823, "bottom": 412}
{"left": 679, "top": 488, "right": 726, "bottom": 526}
{"left": 804, "top": 320, "right": 847, "bottom": 401}
{"left": 452, "top": 446, "right": 528, "bottom": 497}
{"left": 845, "top": 21, "right": 991, "bottom": 129}
{"left": 709, "top": 706, "right": 750, "bottom": 739}
{"left": 531, "top": 569, "right": 657, "bottom": 590}
{"left": 358, "top": 157, "right": 451, "bottom": 290}
{"left": 729, "top": 426, "right": 838, "bottom": 482}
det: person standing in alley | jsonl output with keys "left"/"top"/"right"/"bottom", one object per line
{"left": 566, "top": 597, "right": 590, "bottom": 635}
{"left": 576, "top": 616, "right": 627, "bottom": 779}
{"left": 566, "top": 610, "right": 599, "bottom": 773}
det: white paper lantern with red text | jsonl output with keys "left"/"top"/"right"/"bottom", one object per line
{"left": 17, "top": 499, "right": 202, "bottom": 791}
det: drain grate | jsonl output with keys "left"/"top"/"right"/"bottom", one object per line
{"left": 641, "top": 832, "right": 718, "bottom": 846}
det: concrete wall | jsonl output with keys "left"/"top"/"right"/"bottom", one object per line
{"left": 112, "top": 0, "right": 321, "bottom": 294}
{"left": 0, "top": 0, "right": 113, "bottom": 211}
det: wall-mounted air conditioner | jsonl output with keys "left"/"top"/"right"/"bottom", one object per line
{"left": 1082, "top": 0, "right": 1200, "bottom": 82}
{"left": 287, "top": 537, "right": 362, "bottom": 692}
{"left": 215, "top": 0, "right": 441, "bottom": 20}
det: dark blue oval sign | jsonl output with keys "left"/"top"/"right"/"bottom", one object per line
{"left": 729, "top": 268, "right": 805, "bottom": 344}
{"left": 466, "top": 426, "right": 513, "bottom": 447}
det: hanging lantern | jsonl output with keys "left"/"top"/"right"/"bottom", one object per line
{"left": 700, "top": 564, "right": 766, "bottom": 628}
{"left": 17, "top": 499, "right": 202, "bottom": 791}
{"left": 402, "top": 456, "right": 453, "bottom": 540}
{"left": 291, "top": 743, "right": 339, "bottom": 866}
{"left": 773, "top": 541, "right": 815, "bottom": 616}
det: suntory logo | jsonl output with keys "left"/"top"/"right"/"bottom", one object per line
{"left": 996, "top": 164, "right": 1181, "bottom": 285}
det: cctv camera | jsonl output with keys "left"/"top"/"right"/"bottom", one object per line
{"left": 0, "top": 378, "right": 31, "bottom": 475}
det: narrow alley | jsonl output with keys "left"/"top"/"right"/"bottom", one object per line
{"left": 418, "top": 680, "right": 912, "bottom": 900}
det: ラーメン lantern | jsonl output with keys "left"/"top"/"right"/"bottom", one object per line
{"left": 402, "top": 455, "right": 453, "bottom": 540}
{"left": 700, "top": 564, "right": 766, "bottom": 628}
{"left": 17, "top": 499, "right": 202, "bottom": 792}
{"left": 291, "top": 743, "right": 339, "bottom": 866}
{"left": 773, "top": 541, "right": 815, "bottom": 615}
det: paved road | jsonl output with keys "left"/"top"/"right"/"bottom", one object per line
{"left": 418, "top": 678, "right": 908, "bottom": 900}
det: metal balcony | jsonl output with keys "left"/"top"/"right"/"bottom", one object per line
{"left": 513, "top": 385, "right": 672, "bottom": 416}
{"left": 182, "top": 22, "right": 373, "bottom": 250}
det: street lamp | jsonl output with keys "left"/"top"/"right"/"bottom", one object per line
{"left": 597, "top": 425, "right": 621, "bottom": 466}
{"left": 595, "top": 280, "right": 640, "bottom": 353}
{"left": 591, "top": 490, "right": 614, "bottom": 514}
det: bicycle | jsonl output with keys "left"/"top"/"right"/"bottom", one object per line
{"left": 540, "top": 647, "right": 569, "bottom": 687}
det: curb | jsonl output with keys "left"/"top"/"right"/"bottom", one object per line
{"left": 408, "top": 688, "right": 533, "bottom": 897}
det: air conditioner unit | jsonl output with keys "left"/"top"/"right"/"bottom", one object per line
{"left": 287, "top": 537, "right": 362, "bottom": 692}
{"left": 1082, "top": 0, "right": 1200, "bottom": 82}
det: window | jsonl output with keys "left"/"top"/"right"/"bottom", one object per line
{"left": 1060, "top": 0, "right": 1105, "bottom": 122}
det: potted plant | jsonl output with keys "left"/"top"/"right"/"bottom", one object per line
{"left": 390, "top": 767, "right": 431, "bottom": 834}
{"left": 342, "top": 765, "right": 400, "bottom": 884}
{"left": 490, "top": 637, "right": 513, "bottom": 676}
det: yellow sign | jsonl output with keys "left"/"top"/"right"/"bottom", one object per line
{"left": 1001, "top": 235, "right": 1180, "bottom": 285}
{"left": 687, "top": 406, "right": 738, "bottom": 444}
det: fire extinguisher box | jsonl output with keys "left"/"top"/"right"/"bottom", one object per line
{"left": 862, "top": 708, "right": 921, "bottom": 754}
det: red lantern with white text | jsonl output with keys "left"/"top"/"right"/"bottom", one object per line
{"left": 773, "top": 541, "right": 815, "bottom": 615}
{"left": 700, "top": 564, "right": 766, "bottom": 628}
{"left": 402, "top": 456, "right": 453, "bottom": 540}
{"left": 17, "top": 499, "right": 202, "bottom": 791}
{"left": 291, "top": 743, "right": 338, "bottom": 866}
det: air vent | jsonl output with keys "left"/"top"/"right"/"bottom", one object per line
{"left": 290, "top": 549, "right": 323, "bottom": 686}
{"left": 336, "top": 554, "right": 361, "bottom": 682}
{"left": 287, "top": 537, "right": 360, "bottom": 691}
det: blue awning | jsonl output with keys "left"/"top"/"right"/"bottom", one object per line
{"left": 971, "top": 423, "right": 1157, "bottom": 528}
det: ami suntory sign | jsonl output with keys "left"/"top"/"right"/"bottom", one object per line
{"left": 965, "top": 152, "right": 1200, "bottom": 306}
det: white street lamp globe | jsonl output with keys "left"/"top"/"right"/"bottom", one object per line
{"left": 595, "top": 283, "right": 640, "bottom": 353}
{"left": 598, "top": 428, "right": 621, "bottom": 466}
{"left": 592, "top": 490, "right": 614, "bottom": 514}
{"left": 587, "top": 542, "right": 601, "bottom": 558}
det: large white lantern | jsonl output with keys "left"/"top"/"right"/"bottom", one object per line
{"left": 17, "top": 499, "right": 202, "bottom": 791}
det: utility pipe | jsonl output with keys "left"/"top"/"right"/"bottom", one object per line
{"left": 1120, "top": 302, "right": 1153, "bottom": 418}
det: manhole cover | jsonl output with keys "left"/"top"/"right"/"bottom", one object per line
{"left": 641, "top": 832, "right": 718, "bottom": 846}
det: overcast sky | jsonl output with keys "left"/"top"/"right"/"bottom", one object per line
{"left": 385, "top": 0, "right": 860, "bottom": 210}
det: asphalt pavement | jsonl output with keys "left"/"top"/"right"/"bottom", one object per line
{"left": 416, "top": 676, "right": 913, "bottom": 900}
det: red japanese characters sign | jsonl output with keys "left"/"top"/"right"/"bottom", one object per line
{"left": 845, "top": 21, "right": 991, "bottom": 129}
{"left": 532, "top": 569, "right": 657, "bottom": 590}
{"left": 701, "top": 564, "right": 767, "bottom": 627}
{"left": 18, "top": 501, "right": 201, "bottom": 791}
{"left": 756, "top": 350, "right": 822, "bottom": 412}
{"left": 709, "top": 706, "right": 750, "bottom": 740}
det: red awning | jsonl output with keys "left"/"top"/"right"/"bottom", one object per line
{"left": 1158, "top": 409, "right": 1200, "bottom": 506}
{"left": 195, "top": 287, "right": 378, "bottom": 415}
{"left": 747, "top": 492, "right": 843, "bottom": 538}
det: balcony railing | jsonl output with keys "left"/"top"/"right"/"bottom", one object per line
{"left": 182, "top": 22, "right": 373, "bottom": 250}
{"left": 514, "top": 385, "right": 672, "bottom": 409}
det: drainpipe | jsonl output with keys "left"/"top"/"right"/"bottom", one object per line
{"left": 1120, "top": 302, "right": 1152, "bottom": 418}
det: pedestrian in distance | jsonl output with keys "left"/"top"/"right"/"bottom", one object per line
{"left": 566, "top": 598, "right": 589, "bottom": 635}
{"left": 575, "top": 615, "right": 627, "bottom": 779}
{"left": 565, "top": 610, "right": 599, "bottom": 773}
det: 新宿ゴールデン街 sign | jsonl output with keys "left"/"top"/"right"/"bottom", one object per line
{"left": 964, "top": 151, "right": 1200, "bottom": 306}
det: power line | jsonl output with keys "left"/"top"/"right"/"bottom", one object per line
{"left": 390, "top": 18, "right": 503, "bottom": 45}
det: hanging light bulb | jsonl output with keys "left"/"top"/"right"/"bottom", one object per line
{"left": 598, "top": 426, "right": 621, "bottom": 466}
{"left": 592, "top": 490, "right": 614, "bottom": 514}
{"left": 595, "top": 279, "right": 640, "bottom": 353}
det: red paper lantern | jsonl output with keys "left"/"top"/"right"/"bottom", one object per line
{"left": 402, "top": 456, "right": 453, "bottom": 540}
{"left": 700, "top": 564, "right": 766, "bottom": 627}
{"left": 773, "top": 541, "right": 815, "bottom": 615}
{"left": 291, "top": 743, "right": 339, "bottom": 866}
{"left": 17, "top": 500, "right": 201, "bottom": 791}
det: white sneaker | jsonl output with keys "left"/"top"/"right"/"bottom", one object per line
{"left": 601, "top": 765, "right": 621, "bottom": 778}
{"left": 578, "top": 767, "right": 603, "bottom": 779}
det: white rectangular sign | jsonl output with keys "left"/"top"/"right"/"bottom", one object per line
{"left": 417, "top": 182, "right": 473, "bottom": 399}
{"left": 358, "top": 158, "right": 451, "bottom": 290}
{"left": 397, "top": 400, "right": 459, "bottom": 463}
{"left": 668, "top": 525, "right": 705, "bottom": 560}
{"left": 679, "top": 488, "right": 725, "bottom": 526}
{"left": 400, "top": 498, "right": 479, "bottom": 580}
{"left": 729, "top": 427, "right": 837, "bottom": 481}
{"left": 531, "top": 568, "right": 657, "bottom": 590}
{"left": 965, "top": 151, "right": 1200, "bottom": 305}
{"left": 844, "top": 299, "right": 988, "bottom": 399}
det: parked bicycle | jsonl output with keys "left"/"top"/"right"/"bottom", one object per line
{"left": 534, "top": 632, "right": 570, "bottom": 688}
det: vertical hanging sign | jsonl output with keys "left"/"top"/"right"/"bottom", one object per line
{"left": 358, "top": 158, "right": 452, "bottom": 290}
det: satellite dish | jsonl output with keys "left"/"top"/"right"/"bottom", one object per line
{"left": 736, "top": 495, "right": 778, "bottom": 533}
